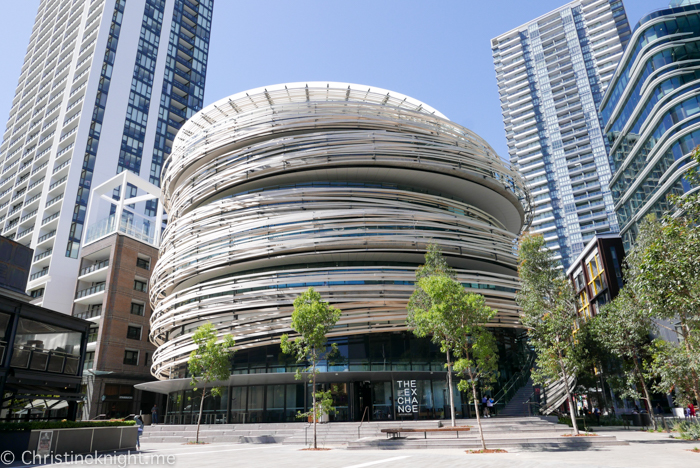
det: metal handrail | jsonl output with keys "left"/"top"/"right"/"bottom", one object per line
{"left": 357, "top": 405, "right": 369, "bottom": 439}
{"left": 493, "top": 351, "right": 536, "bottom": 405}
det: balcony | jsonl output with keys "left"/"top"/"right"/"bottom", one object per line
{"left": 75, "top": 306, "right": 102, "bottom": 321}
{"left": 29, "top": 268, "right": 48, "bottom": 281}
{"left": 78, "top": 259, "right": 109, "bottom": 282}
{"left": 74, "top": 282, "right": 106, "bottom": 305}
{"left": 85, "top": 213, "right": 156, "bottom": 247}
{"left": 33, "top": 248, "right": 52, "bottom": 263}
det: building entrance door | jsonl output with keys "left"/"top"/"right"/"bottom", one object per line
{"left": 354, "top": 381, "right": 371, "bottom": 421}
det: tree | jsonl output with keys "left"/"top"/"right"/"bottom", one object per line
{"left": 646, "top": 339, "right": 698, "bottom": 407}
{"left": 592, "top": 287, "right": 656, "bottom": 429}
{"left": 407, "top": 244, "right": 459, "bottom": 427}
{"left": 188, "top": 323, "right": 236, "bottom": 444}
{"left": 516, "top": 233, "right": 581, "bottom": 435}
{"left": 280, "top": 287, "right": 341, "bottom": 449}
{"left": 627, "top": 213, "right": 700, "bottom": 404}
{"left": 416, "top": 275, "right": 498, "bottom": 450}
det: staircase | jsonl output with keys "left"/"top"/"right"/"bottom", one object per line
{"left": 347, "top": 416, "right": 628, "bottom": 450}
{"left": 141, "top": 416, "right": 628, "bottom": 450}
{"left": 497, "top": 378, "right": 534, "bottom": 417}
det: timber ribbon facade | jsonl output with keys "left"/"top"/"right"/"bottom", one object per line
{"left": 140, "top": 82, "right": 530, "bottom": 424}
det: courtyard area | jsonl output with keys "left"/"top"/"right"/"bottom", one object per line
{"left": 7, "top": 430, "right": 697, "bottom": 468}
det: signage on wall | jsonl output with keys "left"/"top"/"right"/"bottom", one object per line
{"left": 396, "top": 380, "right": 418, "bottom": 414}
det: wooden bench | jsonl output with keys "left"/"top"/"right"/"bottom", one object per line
{"left": 381, "top": 426, "right": 471, "bottom": 439}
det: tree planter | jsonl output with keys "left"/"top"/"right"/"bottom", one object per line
{"left": 0, "top": 426, "right": 137, "bottom": 459}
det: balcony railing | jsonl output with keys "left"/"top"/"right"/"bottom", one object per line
{"left": 29, "top": 269, "right": 48, "bottom": 281}
{"left": 80, "top": 259, "right": 109, "bottom": 276}
{"left": 75, "top": 282, "right": 105, "bottom": 299}
{"left": 75, "top": 307, "right": 102, "bottom": 320}
{"left": 37, "top": 230, "right": 56, "bottom": 243}
{"left": 33, "top": 248, "right": 52, "bottom": 262}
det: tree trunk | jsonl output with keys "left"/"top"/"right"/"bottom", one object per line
{"left": 470, "top": 372, "right": 487, "bottom": 451}
{"left": 558, "top": 352, "right": 579, "bottom": 435}
{"left": 633, "top": 356, "right": 657, "bottom": 431}
{"left": 196, "top": 387, "right": 206, "bottom": 444}
{"left": 446, "top": 348, "right": 456, "bottom": 427}
{"left": 312, "top": 362, "right": 317, "bottom": 449}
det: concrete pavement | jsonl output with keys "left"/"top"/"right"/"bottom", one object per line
{"left": 7, "top": 429, "right": 698, "bottom": 468}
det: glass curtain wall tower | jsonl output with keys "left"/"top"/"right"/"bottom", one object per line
{"left": 0, "top": 0, "right": 213, "bottom": 313}
{"left": 600, "top": 0, "right": 700, "bottom": 250}
{"left": 492, "top": 0, "right": 631, "bottom": 268}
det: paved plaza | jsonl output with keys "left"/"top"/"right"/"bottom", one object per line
{"left": 7, "top": 430, "right": 696, "bottom": 468}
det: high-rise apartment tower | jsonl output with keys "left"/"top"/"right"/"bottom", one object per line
{"left": 0, "top": 0, "right": 213, "bottom": 312}
{"left": 492, "top": 0, "right": 631, "bottom": 268}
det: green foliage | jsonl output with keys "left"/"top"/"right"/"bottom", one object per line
{"left": 280, "top": 287, "right": 341, "bottom": 380}
{"left": 413, "top": 273, "right": 497, "bottom": 450}
{"left": 646, "top": 339, "right": 698, "bottom": 407}
{"left": 296, "top": 388, "right": 336, "bottom": 421}
{"left": 672, "top": 420, "right": 700, "bottom": 440}
{"left": 620, "top": 144, "right": 700, "bottom": 403}
{"left": 516, "top": 233, "right": 578, "bottom": 386}
{"left": 516, "top": 233, "right": 581, "bottom": 434}
{"left": 188, "top": 323, "right": 236, "bottom": 396}
{"left": 187, "top": 323, "right": 235, "bottom": 444}
{"left": 280, "top": 287, "right": 341, "bottom": 448}
{"left": 454, "top": 331, "right": 499, "bottom": 398}
{"left": 407, "top": 244, "right": 456, "bottom": 347}
{"left": 591, "top": 287, "right": 654, "bottom": 410}
{"left": 416, "top": 275, "right": 497, "bottom": 382}
{"left": 592, "top": 288, "right": 652, "bottom": 361}
{"left": 0, "top": 420, "right": 135, "bottom": 432}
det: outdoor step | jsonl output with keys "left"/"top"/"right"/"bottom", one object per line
{"left": 346, "top": 435, "right": 628, "bottom": 450}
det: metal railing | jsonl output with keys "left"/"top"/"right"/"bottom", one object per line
{"left": 75, "top": 306, "right": 102, "bottom": 320}
{"left": 357, "top": 405, "right": 369, "bottom": 439}
{"left": 79, "top": 259, "right": 109, "bottom": 276}
{"left": 75, "top": 282, "right": 105, "bottom": 299}
{"left": 492, "top": 351, "right": 536, "bottom": 412}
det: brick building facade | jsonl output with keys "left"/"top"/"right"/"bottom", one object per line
{"left": 72, "top": 233, "right": 162, "bottom": 420}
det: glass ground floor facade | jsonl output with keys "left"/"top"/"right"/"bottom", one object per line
{"left": 165, "top": 373, "right": 473, "bottom": 424}
{"left": 153, "top": 330, "right": 531, "bottom": 424}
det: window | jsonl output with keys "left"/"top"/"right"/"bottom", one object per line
{"left": 84, "top": 351, "right": 95, "bottom": 370}
{"left": 127, "top": 325, "right": 142, "bottom": 340}
{"left": 130, "top": 302, "right": 145, "bottom": 316}
{"left": 586, "top": 253, "right": 607, "bottom": 298}
{"left": 136, "top": 257, "right": 150, "bottom": 269}
{"left": 124, "top": 350, "right": 139, "bottom": 365}
{"left": 134, "top": 280, "right": 147, "bottom": 292}
{"left": 30, "top": 288, "right": 44, "bottom": 298}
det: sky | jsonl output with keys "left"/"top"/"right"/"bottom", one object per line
{"left": 0, "top": 0, "right": 668, "bottom": 161}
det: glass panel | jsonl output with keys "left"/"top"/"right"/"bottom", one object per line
{"left": 371, "top": 381, "right": 393, "bottom": 421}
{"left": 248, "top": 386, "right": 264, "bottom": 423}
{"left": 15, "top": 317, "right": 81, "bottom": 355}
{"left": 285, "top": 384, "right": 304, "bottom": 422}
{"left": 230, "top": 386, "right": 247, "bottom": 423}
{"left": 329, "top": 383, "right": 348, "bottom": 422}
{"left": 29, "top": 349, "right": 49, "bottom": 371}
{"left": 266, "top": 385, "right": 285, "bottom": 423}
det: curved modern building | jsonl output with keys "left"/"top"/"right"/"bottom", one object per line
{"left": 143, "top": 82, "right": 529, "bottom": 423}
{"left": 600, "top": 1, "right": 700, "bottom": 250}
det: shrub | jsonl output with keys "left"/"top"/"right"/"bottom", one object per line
{"left": 673, "top": 420, "right": 700, "bottom": 440}
{"left": 0, "top": 420, "right": 135, "bottom": 432}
